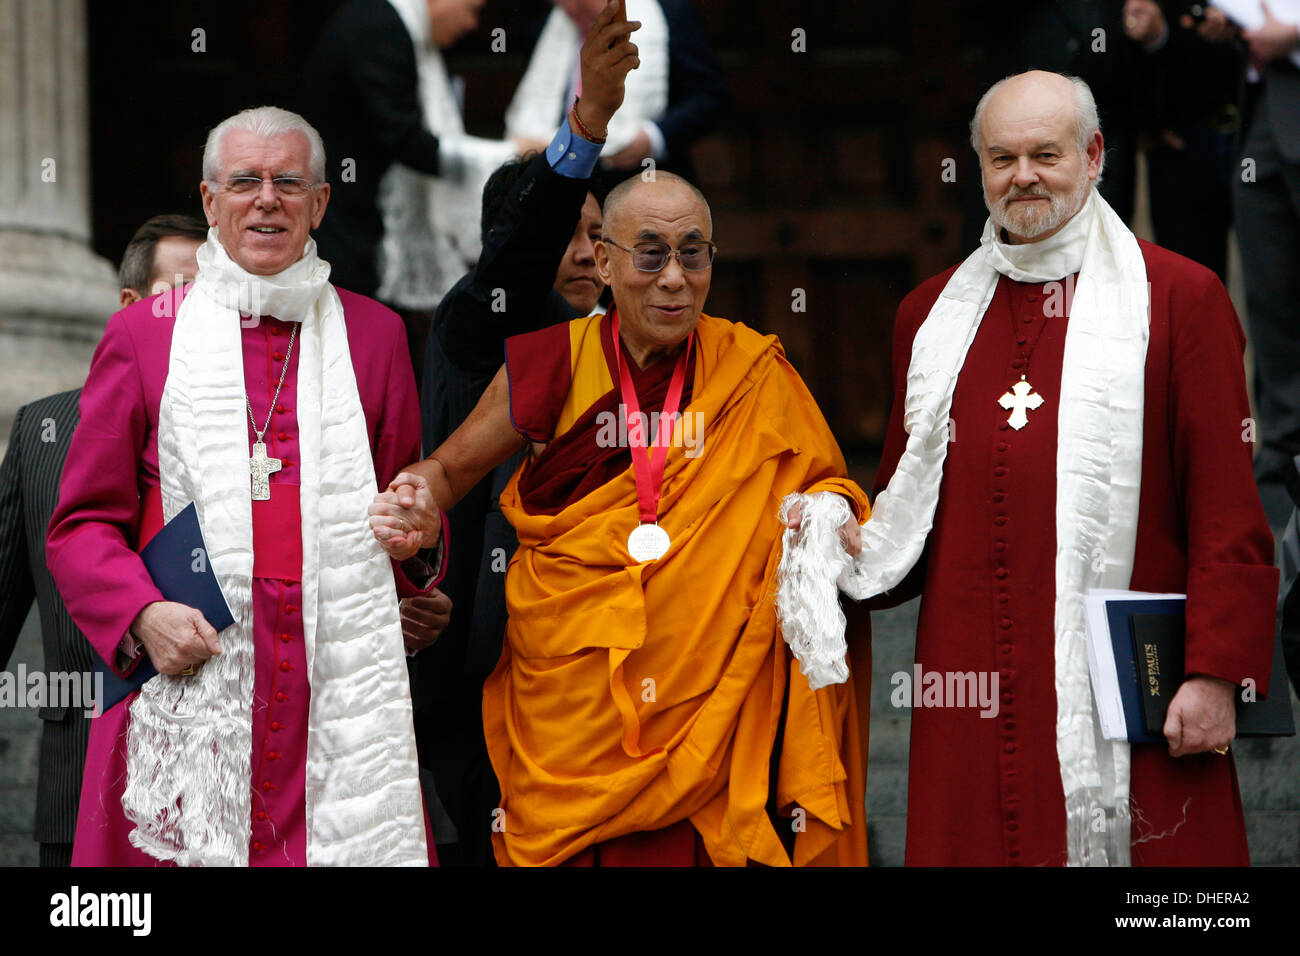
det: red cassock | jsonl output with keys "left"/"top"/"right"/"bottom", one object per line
{"left": 872, "top": 241, "right": 1278, "bottom": 866}
{"left": 46, "top": 286, "right": 438, "bottom": 866}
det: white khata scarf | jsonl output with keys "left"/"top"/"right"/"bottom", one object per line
{"left": 778, "top": 189, "right": 1150, "bottom": 866}
{"left": 378, "top": 0, "right": 516, "bottom": 309}
{"left": 123, "top": 231, "right": 427, "bottom": 866}
{"left": 504, "top": 0, "right": 669, "bottom": 157}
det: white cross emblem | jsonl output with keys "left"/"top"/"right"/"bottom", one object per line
{"left": 998, "top": 378, "right": 1044, "bottom": 431}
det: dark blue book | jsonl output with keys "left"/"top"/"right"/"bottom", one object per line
{"left": 1086, "top": 591, "right": 1295, "bottom": 741}
{"left": 93, "top": 502, "right": 235, "bottom": 711}
{"left": 1103, "top": 598, "right": 1186, "bottom": 744}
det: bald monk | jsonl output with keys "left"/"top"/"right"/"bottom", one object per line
{"left": 368, "top": 171, "right": 870, "bottom": 866}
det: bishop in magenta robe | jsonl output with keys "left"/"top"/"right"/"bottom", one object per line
{"left": 46, "top": 285, "right": 441, "bottom": 866}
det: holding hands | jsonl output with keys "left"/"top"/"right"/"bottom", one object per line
{"left": 369, "top": 471, "right": 440, "bottom": 561}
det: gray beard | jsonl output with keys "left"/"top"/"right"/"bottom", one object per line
{"left": 988, "top": 177, "right": 1091, "bottom": 241}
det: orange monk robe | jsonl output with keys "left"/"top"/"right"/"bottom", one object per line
{"left": 484, "top": 311, "right": 872, "bottom": 867}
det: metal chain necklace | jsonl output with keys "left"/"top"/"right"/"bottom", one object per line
{"left": 248, "top": 322, "right": 298, "bottom": 500}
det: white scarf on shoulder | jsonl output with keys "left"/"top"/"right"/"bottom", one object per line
{"left": 378, "top": 0, "right": 515, "bottom": 309}
{"left": 505, "top": 0, "right": 669, "bottom": 157}
{"left": 778, "top": 189, "right": 1150, "bottom": 866}
{"left": 123, "top": 231, "right": 427, "bottom": 866}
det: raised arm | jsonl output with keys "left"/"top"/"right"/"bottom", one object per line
{"left": 434, "top": 0, "right": 641, "bottom": 373}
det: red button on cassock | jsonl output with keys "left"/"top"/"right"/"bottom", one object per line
{"left": 271, "top": 721, "right": 283, "bottom": 731}
{"left": 279, "top": 660, "right": 293, "bottom": 672}
{"left": 281, "top": 633, "right": 293, "bottom": 643}
{"left": 275, "top": 692, "right": 288, "bottom": 702}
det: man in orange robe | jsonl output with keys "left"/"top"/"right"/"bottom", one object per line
{"left": 369, "top": 171, "right": 871, "bottom": 866}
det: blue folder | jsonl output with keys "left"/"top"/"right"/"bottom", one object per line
{"left": 1103, "top": 598, "right": 1185, "bottom": 744}
{"left": 93, "top": 502, "right": 235, "bottom": 711}
{"left": 1103, "top": 597, "right": 1295, "bottom": 741}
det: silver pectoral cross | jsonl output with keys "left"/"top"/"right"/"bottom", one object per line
{"left": 997, "top": 376, "right": 1044, "bottom": 431}
{"left": 249, "top": 441, "right": 282, "bottom": 501}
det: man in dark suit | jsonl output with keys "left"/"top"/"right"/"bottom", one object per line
{"left": 0, "top": 214, "right": 205, "bottom": 867}
{"left": 955, "top": 0, "right": 1143, "bottom": 251}
{"left": 414, "top": 3, "right": 635, "bottom": 864}
{"left": 1234, "top": 10, "right": 1300, "bottom": 527}
{"left": 302, "top": 0, "right": 449, "bottom": 299}
{"left": 506, "top": 0, "right": 725, "bottom": 181}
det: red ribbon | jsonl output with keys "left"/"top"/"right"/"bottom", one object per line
{"left": 610, "top": 308, "right": 693, "bottom": 526}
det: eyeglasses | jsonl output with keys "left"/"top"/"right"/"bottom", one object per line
{"left": 219, "top": 176, "right": 318, "bottom": 197}
{"left": 601, "top": 237, "right": 716, "bottom": 272}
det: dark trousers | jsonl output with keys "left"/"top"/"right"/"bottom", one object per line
{"left": 40, "top": 842, "right": 72, "bottom": 867}
{"left": 1234, "top": 103, "right": 1300, "bottom": 527}
{"left": 1147, "top": 127, "right": 1235, "bottom": 283}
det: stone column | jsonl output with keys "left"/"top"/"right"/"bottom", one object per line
{"left": 0, "top": 0, "right": 120, "bottom": 450}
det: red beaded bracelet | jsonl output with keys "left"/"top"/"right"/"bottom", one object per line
{"left": 570, "top": 98, "right": 607, "bottom": 145}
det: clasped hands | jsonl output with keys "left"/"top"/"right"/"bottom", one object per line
{"left": 369, "top": 471, "right": 439, "bottom": 562}
{"left": 782, "top": 493, "right": 1236, "bottom": 757}
{"left": 122, "top": 476, "right": 450, "bottom": 673}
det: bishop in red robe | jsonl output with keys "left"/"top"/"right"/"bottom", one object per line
{"left": 867, "top": 72, "right": 1277, "bottom": 865}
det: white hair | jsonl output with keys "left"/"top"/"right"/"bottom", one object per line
{"left": 202, "top": 106, "right": 326, "bottom": 184}
{"left": 969, "top": 73, "right": 1104, "bottom": 178}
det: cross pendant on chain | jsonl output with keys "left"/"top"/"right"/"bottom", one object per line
{"left": 997, "top": 376, "right": 1045, "bottom": 431}
{"left": 249, "top": 440, "right": 282, "bottom": 500}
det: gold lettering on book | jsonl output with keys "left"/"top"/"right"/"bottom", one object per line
{"left": 1144, "top": 643, "right": 1160, "bottom": 696}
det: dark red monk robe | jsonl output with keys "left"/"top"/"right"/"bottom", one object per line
{"left": 873, "top": 241, "right": 1277, "bottom": 865}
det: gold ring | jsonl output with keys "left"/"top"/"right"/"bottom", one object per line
{"left": 181, "top": 664, "right": 197, "bottom": 676}
{"left": 1213, "top": 746, "right": 1229, "bottom": 755}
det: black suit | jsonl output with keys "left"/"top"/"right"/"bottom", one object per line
{"left": 415, "top": 153, "right": 590, "bottom": 865}
{"left": 0, "top": 390, "right": 93, "bottom": 866}
{"left": 957, "top": 0, "right": 1142, "bottom": 250}
{"left": 516, "top": 0, "right": 726, "bottom": 182}
{"left": 1234, "top": 61, "right": 1300, "bottom": 527}
{"left": 1138, "top": 3, "right": 1244, "bottom": 282}
{"left": 648, "top": 0, "right": 727, "bottom": 180}
{"left": 302, "top": 0, "right": 441, "bottom": 297}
